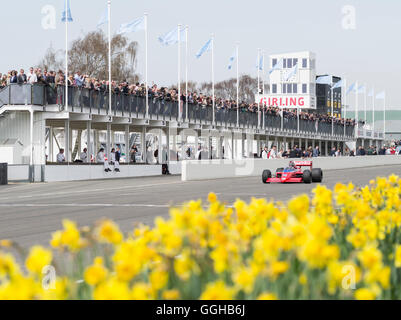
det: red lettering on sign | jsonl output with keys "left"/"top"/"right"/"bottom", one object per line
{"left": 299, "top": 97, "right": 305, "bottom": 106}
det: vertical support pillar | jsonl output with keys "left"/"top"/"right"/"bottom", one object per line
{"left": 180, "top": 130, "right": 186, "bottom": 161}
{"left": 208, "top": 134, "right": 213, "bottom": 159}
{"left": 106, "top": 123, "right": 111, "bottom": 161}
{"left": 49, "top": 126, "right": 54, "bottom": 162}
{"left": 194, "top": 131, "right": 199, "bottom": 160}
{"left": 64, "top": 119, "right": 70, "bottom": 163}
{"left": 219, "top": 135, "right": 224, "bottom": 159}
{"left": 241, "top": 133, "right": 245, "bottom": 159}
{"left": 172, "top": 130, "right": 177, "bottom": 160}
{"left": 319, "top": 140, "right": 322, "bottom": 156}
{"left": 111, "top": 129, "right": 115, "bottom": 150}
{"left": 30, "top": 110, "right": 34, "bottom": 166}
{"left": 77, "top": 130, "right": 82, "bottom": 158}
{"left": 298, "top": 138, "right": 302, "bottom": 150}
{"left": 231, "top": 132, "right": 235, "bottom": 160}
{"left": 94, "top": 129, "right": 99, "bottom": 158}
{"left": 325, "top": 140, "right": 328, "bottom": 156}
{"left": 159, "top": 128, "right": 163, "bottom": 164}
{"left": 291, "top": 138, "right": 295, "bottom": 150}
{"left": 142, "top": 126, "right": 147, "bottom": 163}
{"left": 125, "top": 124, "right": 130, "bottom": 164}
{"left": 256, "top": 135, "right": 261, "bottom": 157}
{"left": 87, "top": 121, "right": 92, "bottom": 163}
{"left": 167, "top": 125, "right": 171, "bottom": 165}
{"left": 283, "top": 137, "right": 287, "bottom": 152}
{"left": 69, "top": 127, "right": 73, "bottom": 161}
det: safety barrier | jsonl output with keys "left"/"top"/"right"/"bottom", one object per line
{"left": 181, "top": 155, "right": 401, "bottom": 181}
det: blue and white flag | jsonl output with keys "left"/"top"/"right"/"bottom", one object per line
{"left": 332, "top": 80, "right": 343, "bottom": 89}
{"left": 227, "top": 50, "right": 236, "bottom": 70}
{"left": 283, "top": 64, "right": 298, "bottom": 81}
{"left": 256, "top": 55, "right": 263, "bottom": 71}
{"left": 158, "top": 26, "right": 185, "bottom": 46}
{"left": 376, "top": 91, "right": 385, "bottom": 99}
{"left": 346, "top": 82, "right": 357, "bottom": 95}
{"left": 97, "top": 7, "right": 108, "bottom": 28}
{"left": 269, "top": 59, "right": 283, "bottom": 74}
{"left": 61, "top": 0, "right": 73, "bottom": 22}
{"left": 117, "top": 16, "right": 145, "bottom": 35}
{"left": 195, "top": 38, "right": 212, "bottom": 59}
{"left": 316, "top": 75, "right": 332, "bottom": 85}
{"left": 357, "top": 85, "right": 366, "bottom": 93}
{"left": 368, "top": 89, "right": 374, "bottom": 97}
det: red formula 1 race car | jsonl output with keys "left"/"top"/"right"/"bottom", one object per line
{"left": 262, "top": 161, "right": 323, "bottom": 184}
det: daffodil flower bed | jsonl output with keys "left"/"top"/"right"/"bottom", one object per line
{"left": 2, "top": 175, "right": 401, "bottom": 300}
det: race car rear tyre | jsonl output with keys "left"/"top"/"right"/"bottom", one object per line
{"left": 303, "top": 170, "right": 312, "bottom": 184}
{"left": 312, "top": 168, "right": 323, "bottom": 183}
{"left": 276, "top": 168, "right": 284, "bottom": 178}
{"left": 262, "top": 170, "right": 271, "bottom": 184}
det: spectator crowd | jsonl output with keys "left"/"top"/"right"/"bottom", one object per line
{"left": 258, "top": 139, "right": 401, "bottom": 160}
{"left": 1, "top": 67, "right": 359, "bottom": 128}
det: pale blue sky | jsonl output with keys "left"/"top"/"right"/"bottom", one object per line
{"left": 1, "top": 0, "right": 400, "bottom": 105}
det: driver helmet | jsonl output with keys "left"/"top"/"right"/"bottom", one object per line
{"left": 289, "top": 161, "right": 296, "bottom": 168}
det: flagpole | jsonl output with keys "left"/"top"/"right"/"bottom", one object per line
{"left": 372, "top": 87, "right": 375, "bottom": 135}
{"left": 257, "top": 48, "right": 260, "bottom": 128}
{"left": 383, "top": 92, "right": 386, "bottom": 140}
{"left": 211, "top": 33, "right": 215, "bottom": 125}
{"left": 144, "top": 13, "right": 149, "bottom": 118}
{"left": 178, "top": 24, "right": 181, "bottom": 121}
{"left": 331, "top": 78, "right": 334, "bottom": 136}
{"left": 364, "top": 83, "right": 367, "bottom": 124}
{"left": 108, "top": 0, "right": 112, "bottom": 115}
{"left": 185, "top": 25, "right": 189, "bottom": 122}
{"left": 236, "top": 42, "right": 239, "bottom": 128}
{"left": 262, "top": 50, "right": 265, "bottom": 130}
{"left": 343, "top": 78, "right": 347, "bottom": 137}
{"left": 355, "top": 80, "right": 359, "bottom": 138}
{"left": 65, "top": 0, "right": 68, "bottom": 112}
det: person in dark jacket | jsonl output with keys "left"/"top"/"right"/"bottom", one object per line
{"left": 9, "top": 70, "right": 18, "bottom": 83}
{"left": 17, "top": 69, "right": 27, "bottom": 84}
{"left": 289, "top": 148, "right": 298, "bottom": 158}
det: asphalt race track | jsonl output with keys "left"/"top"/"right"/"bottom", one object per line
{"left": 0, "top": 164, "right": 400, "bottom": 248}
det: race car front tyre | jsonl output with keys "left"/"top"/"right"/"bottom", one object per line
{"left": 303, "top": 170, "right": 312, "bottom": 184}
{"left": 276, "top": 168, "right": 284, "bottom": 178}
{"left": 312, "top": 168, "right": 323, "bottom": 183}
{"left": 262, "top": 170, "right": 272, "bottom": 184}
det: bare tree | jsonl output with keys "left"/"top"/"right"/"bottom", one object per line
{"left": 182, "top": 75, "right": 260, "bottom": 103}
{"left": 38, "top": 44, "right": 63, "bottom": 71}
{"left": 59, "top": 30, "right": 139, "bottom": 82}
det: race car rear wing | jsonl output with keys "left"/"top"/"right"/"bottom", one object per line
{"left": 293, "top": 161, "right": 313, "bottom": 167}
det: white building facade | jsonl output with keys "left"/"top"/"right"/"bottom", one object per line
{"left": 258, "top": 51, "right": 317, "bottom": 110}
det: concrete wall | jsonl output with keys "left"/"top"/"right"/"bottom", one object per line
{"left": 44, "top": 161, "right": 182, "bottom": 182}
{"left": 182, "top": 156, "right": 401, "bottom": 181}
{"left": 8, "top": 165, "right": 30, "bottom": 181}
{"left": 45, "top": 165, "right": 162, "bottom": 182}
{"left": 8, "top": 165, "right": 45, "bottom": 182}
